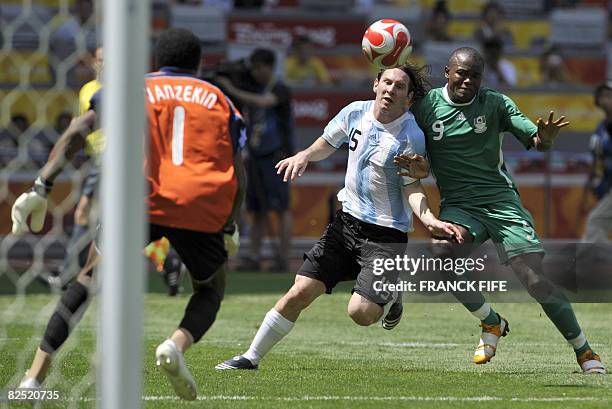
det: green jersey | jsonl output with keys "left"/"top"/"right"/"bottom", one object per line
{"left": 411, "top": 86, "right": 537, "bottom": 205}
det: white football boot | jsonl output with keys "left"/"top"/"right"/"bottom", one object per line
{"left": 155, "top": 339, "right": 197, "bottom": 400}
{"left": 577, "top": 350, "right": 606, "bottom": 374}
{"left": 473, "top": 314, "right": 509, "bottom": 364}
{"left": 18, "top": 376, "right": 41, "bottom": 389}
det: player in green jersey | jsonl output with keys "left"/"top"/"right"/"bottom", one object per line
{"left": 397, "top": 47, "right": 605, "bottom": 374}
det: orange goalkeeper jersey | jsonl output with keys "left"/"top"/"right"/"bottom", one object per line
{"left": 144, "top": 68, "right": 245, "bottom": 233}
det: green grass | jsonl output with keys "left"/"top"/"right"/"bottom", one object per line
{"left": 0, "top": 273, "right": 611, "bottom": 408}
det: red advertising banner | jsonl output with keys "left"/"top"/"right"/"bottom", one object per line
{"left": 227, "top": 14, "right": 367, "bottom": 48}
{"left": 292, "top": 90, "right": 371, "bottom": 127}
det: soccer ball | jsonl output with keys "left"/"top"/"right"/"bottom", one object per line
{"left": 361, "top": 19, "right": 413, "bottom": 69}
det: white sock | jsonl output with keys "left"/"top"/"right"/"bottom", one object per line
{"left": 567, "top": 331, "right": 587, "bottom": 350}
{"left": 470, "top": 303, "right": 491, "bottom": 321}
{"left": 242, "top": 309, "right": 294, "bottom": 365}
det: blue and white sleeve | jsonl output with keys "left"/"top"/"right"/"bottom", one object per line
{"left": 321, "top": 103, "right": 356, "bottom": 148}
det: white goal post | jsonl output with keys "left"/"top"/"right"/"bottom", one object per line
{"left": 98, "top": 0, "right": 149, "bottom": 408}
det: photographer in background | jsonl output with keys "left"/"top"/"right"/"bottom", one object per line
{"left": 581, "top": 81, "right": 612, "bottom": 244}
{"left": 215, "top": 49, "right": 294, "bottom": 272}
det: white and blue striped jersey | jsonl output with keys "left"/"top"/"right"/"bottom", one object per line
{"left": 322, "top": 100, "right": 426, "bottom": 232}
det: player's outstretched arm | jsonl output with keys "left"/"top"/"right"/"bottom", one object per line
{"left": 533, "top": 110, "right": 570, "bottom": 152}
{"left": 403, "top": 181, "right": 464, "bottom": 243}
{"left": 275, "top": 137, "right": 336, "bottom": 182}
{"left": 11, "top": 111, "right": 96, "bottom": 235}
{"left": 394, "top": 153, "right": 430, "bottom": 179}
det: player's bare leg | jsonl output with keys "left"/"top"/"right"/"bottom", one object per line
{"left": 273, "top": 275, "right": 326, "bottom": 321}
{"left": 347, "top": 293, "right": 384, "bottom": 326}
{"left": 216, "top": 275, "right": 325, "bottom": 370}
{"left": 239, "top": 212, "right": 266, "bottom": 271}
{"left": 20, "top": 243, "right": 99, "bottom": 388}
{"left": 169, "top": 328, "right": 194, "bottom": 353}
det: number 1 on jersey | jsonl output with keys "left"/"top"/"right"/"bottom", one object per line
{"left": 172, "top": 106, "right": 185, "bottom": 166}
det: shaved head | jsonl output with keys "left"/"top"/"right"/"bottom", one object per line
{"left": 448, "top": 47, "right": 484, "bottom": 70}
{"left": 444, "top": 47, "right": 484, "bottom": 103}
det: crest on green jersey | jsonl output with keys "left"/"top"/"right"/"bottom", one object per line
{"left": 474, "top": 115, "right": 487, "bottom": 133}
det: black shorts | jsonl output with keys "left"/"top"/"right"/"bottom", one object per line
{"left": 92, "top": 224, "right": 226, "bottom": 286}
{"left": 246, "top": 154, "right": 289, "bottom": 212}
{"left": 297, "top": 210, "right": 407, "bottom": 306}
{"left": 149, "top": 224, "right": 227, "bottom": 283}
{"left": 81, "top": 167, "right": 99, "bottom": 198}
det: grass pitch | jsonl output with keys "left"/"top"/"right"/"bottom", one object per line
{"left": 1, "top": 272, "right": 611, "bottom": 408}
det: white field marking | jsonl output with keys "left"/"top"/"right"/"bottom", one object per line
{"left": 90, "top": 395, "right": 608, "bottom": 402}
{"left": 206, "top": 340, "right": 460, "bottom": 348}
{"left": 206, "top": 339, "right": 608, "bottom": 348}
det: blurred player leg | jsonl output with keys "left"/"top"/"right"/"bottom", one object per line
{"left": 582, "top": 193, "right": 612, "bottom": 243}
{"left": 52, "top": 171, "right": 97, "bottom": 287}
{"left": 270, "top": 209, "right": 292, "bottom": 272}
{"left": 20, "top": 242, "right": 99, "bottom": 387}
{"left": 238, "top": 212, "right": 265, "bottom": 271}
{"left": 161, "top": 248, "right": 184, "bottom": 297}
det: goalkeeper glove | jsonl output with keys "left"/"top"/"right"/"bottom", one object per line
{"left": 223, "top": 223, "right": 240, "bottom": 257}
{"left": 11, "top": 176, "right": 52, "bottom": 235}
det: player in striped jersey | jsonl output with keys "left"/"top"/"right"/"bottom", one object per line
{"left": 216, "top": 63, "right": 463, "bottom": 370}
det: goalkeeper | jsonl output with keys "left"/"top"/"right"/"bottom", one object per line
{"left": 11, "top": 28, "right": 246, "bottom": 400}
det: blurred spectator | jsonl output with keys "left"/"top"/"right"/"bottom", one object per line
{"left": 0, "top": 114, "right": 28, "bottom": 149}
{"left": 27, "top": 112, "right": 72, "bottom": 157}
{"left": 54, "top": 111, "right": 73, "bottom": 136}
{"left": 581, "top": 81, "right": 612, "bottom": 243}
{"left": 540, "top": 46, "right": 569, "bottom": 85}
{"left": 482, "top": 37, "right": 517, "bottom": 88}
{"left": 50, "top": 0, "right": 96, "bottom": 60}
{"left": 10, "top": 114, "right": 30, "bottom": 134}
{"left": 474, "top": 2, "right": 513, "bottom": 48}
{"left": 215, "top": 49, "right": 294, "bottom": 272}
{"left": 284, "top": 35, "right": 332, "bottom": 86}
{"left": 425, "top": 1, "right": 453, "bottom": 43}
{"left": 50, "top": 0, "right": 97, "bottom": 86}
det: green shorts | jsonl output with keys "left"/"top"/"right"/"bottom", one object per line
{"left": 439, "top": 194, "right": 544, "bottom": 264}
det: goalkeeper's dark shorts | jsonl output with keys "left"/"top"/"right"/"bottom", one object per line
{"left": 94, "top": 223, "right": 226, "bottom": 284}
{"left": 149, "top": 224, "right": 226, "bottom": 283}
{"left": 297, "top": 210, "right": 407, "bottom": 306}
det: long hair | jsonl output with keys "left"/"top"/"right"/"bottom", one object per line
{"left": 377, "top": 62, "right": 431, "bottom": 101}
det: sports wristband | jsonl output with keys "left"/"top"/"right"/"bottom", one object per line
{"left": 32, "top": 176, "right": 53, "bottom": 197}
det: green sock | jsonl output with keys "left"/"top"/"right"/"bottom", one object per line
{"left": 482, "top": 309, "right": 500, "bottom": 325}
{"left": 574, "top": 342, "right": 591, "bottom": 357}
{"left": 539, "top": 289, "right": 585, "bottom": 355}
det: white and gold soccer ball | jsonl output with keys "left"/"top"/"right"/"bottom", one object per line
{"left": 361, "top": 19, "right": 413, "bottom": 70}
